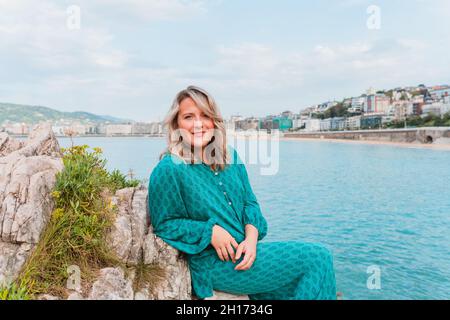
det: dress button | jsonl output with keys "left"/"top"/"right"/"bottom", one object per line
{"left": 228, "top": 202, "right": 232, "bottom": 205}
{"left": 214, "top": 172, "right": 218, "bottom": 176}
{"left": 223, "top": 191, "right": 227, "bottom": 195}
{"left": 219, "top": 182, "right": 223, "bottom": 186}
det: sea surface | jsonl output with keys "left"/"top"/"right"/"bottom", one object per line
{"left": 58, "top": 136, "right": 450, "bottom": 300}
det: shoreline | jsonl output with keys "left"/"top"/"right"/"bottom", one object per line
{"left": 10, "top": 133, "right": 450, "bottom": 151}
{"left": 228, "top": 132, "right": 450, "bottom": 151}
{"left": 280, "top": 136, "right": 450, "bottom": 151}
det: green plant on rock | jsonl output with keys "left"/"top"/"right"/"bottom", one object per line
{"left": 109, "top": 169, "right": 140, "bottom": 189}
{"left": 132, "top": 261, "right": 166, "bottom": 295}
{"left": 9, "top": 145, "right": 145, "bottom": 299}
{"left": 0, "top": 280, "right": 31, "bottom": 300}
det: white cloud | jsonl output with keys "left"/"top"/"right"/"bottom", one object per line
{"left": 207, "top": 36, "right": 442, "bottom": 111}
{"left": 0, "top": 0, "right": 211, "bottom": 71}
{"left": 213, "top": 43, "right": 306, "bottom": 92}
{"left": 0, "top": 1, "right": 128, "bottom": 70}
{"left": 397, "top": 38, "right": 427, "bottom": 51}
{"left": 0, "top": 1, "right": 448, "bottom": 120}
{"left": 87, "top": 0, "right": 209, "bottom": 21}
{"left": 217, "top": 43, "right": 278, "bottom": 75}
{"left": 338, "top": 0, "right": 372, "bottom": 7}
{"left": 88, "top": 51, "right": 129, "bottom": 69}
{"left": 416, "top": 0, "right": 450, "bottom": 18}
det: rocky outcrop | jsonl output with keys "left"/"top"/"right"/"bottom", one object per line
{"left": 141, "top": 226, "right": 192, "bottom": 300}
{"left": 88, "top": 268, "right": 134, "bottom": 300}
{"left": 108, "top": 187, "right": 149, "bottom": 266}
{"left": 0, "top": 133, "right": 24, "bottom": 156}
{"left": 105, "top": 187, "right": 247, "bottom": 300}
{"left": 0, "top": 124, "right": 248, "bottom": 300}
{"left": 105, "top": 186, "right": 192, "bottom": 300}
{"left": 0, "top": 124, "right": 63, "bottom": 286}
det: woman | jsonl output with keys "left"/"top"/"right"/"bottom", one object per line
{"left": 148, "top": 85, "right": 337, "bottom": 300}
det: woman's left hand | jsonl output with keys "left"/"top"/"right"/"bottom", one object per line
{"left": 234, "top": 237, "right": 257, "bottom": 271}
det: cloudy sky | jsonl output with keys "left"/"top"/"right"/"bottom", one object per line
{"left": 1, "top": 0, "right": 449, "bottom": 122}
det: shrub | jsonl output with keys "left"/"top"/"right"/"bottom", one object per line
{"left": 6, "top": 145, "right": 143, "bottom": 298}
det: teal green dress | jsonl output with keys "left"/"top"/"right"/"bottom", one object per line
{"left": 148, "top": 146, "right": 336, "bottom": 300}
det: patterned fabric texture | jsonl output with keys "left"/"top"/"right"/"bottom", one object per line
{"left": 148, "top": 145, "right": 336, "bottom": 300}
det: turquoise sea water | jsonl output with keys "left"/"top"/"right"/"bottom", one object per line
{"left": 59, "top": 137, "right": 450, "bottom": 300}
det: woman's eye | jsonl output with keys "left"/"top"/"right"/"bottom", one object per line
{"left": 183, "top": 114, "right": 209, "bottom": 120}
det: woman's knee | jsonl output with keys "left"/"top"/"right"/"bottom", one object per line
{"left": 315, "top": 243, "right": 334, "bottom": 262}
{"left": 295, "top": 242, "right": 334, "bottom": 266}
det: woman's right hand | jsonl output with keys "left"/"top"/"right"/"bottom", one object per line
{"left": 211, "top": 224, "right": 239, "bottom": 263}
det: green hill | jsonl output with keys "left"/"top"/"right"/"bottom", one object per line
{"left": 0, "top": 102, "right": 130, "bottom": 124}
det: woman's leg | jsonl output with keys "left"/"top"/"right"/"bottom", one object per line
{"left": 208, "top": 240, "right": 337, "bottom": 300}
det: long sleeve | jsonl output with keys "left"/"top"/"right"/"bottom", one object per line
{"left": 232, "top": 148, "right": 268, "bottom": 241}
{"left": 148, "top": 160, "right": 217, "bottom": 255}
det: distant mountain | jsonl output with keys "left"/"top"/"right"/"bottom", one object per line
{"left": 0, "top": 102, "right": 132, "bottom": 124}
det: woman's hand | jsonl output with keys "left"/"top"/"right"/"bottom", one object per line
{"left": 234, "top": 237, "right": 257, "bottom": 271}
{"left": 211, "top": 224, "right": 239, "bottom": 262}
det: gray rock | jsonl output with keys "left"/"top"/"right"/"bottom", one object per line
{"left": 0, "top": 156, "right": 63, "bottom": 244}
{"left": 67, "top": 291, "right": 84, "bottom": 300}
{"left": 0, "top": 133, "right": 24, "bottom": 156}
{"left": 206, "top": 291, "right": 250, "bottom": 300}
{"left": 108, "top": 187, "right": 149, "bottom": 266}
{"left": 134, "top": 288, "right": 150, "bottom": 300}
{"left": 0, "top": 242, "right": 33, "bottom": 286}
{"left": 106, "top": 186, "right": 248, "bottom": 300}
{"left": 0, "top": 124, "right": 62, "bottom": 287}
{"left": 37, "top": 294, "right": 60, "bottom": 300}
{"left": 141, "top": 227, "right": 191, "bottom": 300}
{"left": 88, "top": 267, "right": 134, "bottom": 300}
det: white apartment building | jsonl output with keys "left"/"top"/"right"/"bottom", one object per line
{"left": 345, "top": 116, "right": 361, "bottom": 130}
{"left": 320, "top": 118, "right": 331, "bottom": 131}
{"left": 422, "top": 102, "right": 450, "bottom": 116}
{"left": 2, "top": 122, "right": 30, "bottom": 135}
{"left": 105, "top": 124, "right": 133, "bottom": 135}
{"left": 303, "top": 119, "right": 321, "bottom": 132}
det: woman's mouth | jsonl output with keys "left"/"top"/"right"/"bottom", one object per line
{"left": 193, "top": 131, "right": 205, "bottom": 137}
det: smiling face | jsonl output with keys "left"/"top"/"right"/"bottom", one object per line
{"left": 177, "top": 97, "right": 215, "bottom": 148}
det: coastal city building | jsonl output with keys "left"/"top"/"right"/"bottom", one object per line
{"left": 105, "top": 124, "right": 133, "bottom": 136}
{"left": 131, "top": 123, "right": 153, "bottom": 135}
{"left": 260, "top": 116, "right": 293, "bottom": 132}
{"left": 331, "top": 118, "right": 346, "bottom": 131}
{"left": 346, "top": 116, "right": 361, "bottom": 130}
{"left": 422, "top": 102, "right": 450, "bottom": 117}
{"left": 361, "top": 114, "right": 383, "bottom": 129}
{"left": 303, "top": 119, "right": 321, "bottom": 132}
{"left": 365, "top": 94, "right": 391, "bottom": 114}
{"left": 235, "top": 117, "right": 259, "bottom": 131}
{"left": 350, "top": 97, "right": 365, "bottom": 113}
{"left": 1, "top": 122, "right": 29, "bottom": 135}
{"left": 2, "top": 84, "right": 450, "bottom": 136}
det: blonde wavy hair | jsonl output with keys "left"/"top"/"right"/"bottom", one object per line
{"left": 159, "top": 85, "right": 231, "bottom": 171}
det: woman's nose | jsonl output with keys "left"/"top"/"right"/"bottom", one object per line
{"left": 194, "top": 120, "right": 203, "bottom": 130}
